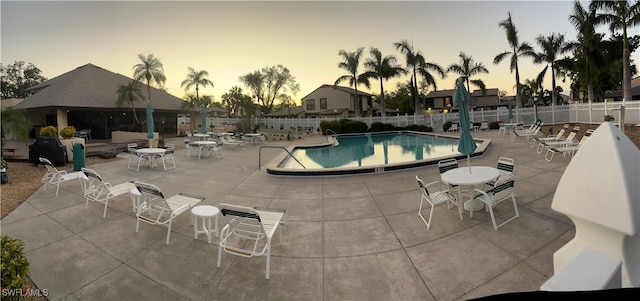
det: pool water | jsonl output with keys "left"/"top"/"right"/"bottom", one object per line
{"left": 280, "top": 133, "right": 461, "bottom": 169}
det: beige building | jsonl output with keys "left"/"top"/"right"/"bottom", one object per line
{"left": 301, "top": 84, "right": 375, "bottom": 117}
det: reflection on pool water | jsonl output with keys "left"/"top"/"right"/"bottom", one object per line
{"left": 280, "top": 132, "right": 461, "bottom": 169}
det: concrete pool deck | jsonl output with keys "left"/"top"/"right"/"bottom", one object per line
{"left": 1, "top": 129, "right": 575, "bottom": 300}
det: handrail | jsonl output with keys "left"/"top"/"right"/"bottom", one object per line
{"left": 258, "top": 146, "right": 305, "bottom": 170}
{"left": 325, "top": 129, "right": 337, "bottom": 140}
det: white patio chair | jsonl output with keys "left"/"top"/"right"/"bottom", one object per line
{"left": 134, "top": 181, "right": 205, "bottom": 244}
{"left": 479, "top": 121, "right": 489, "bottom": 131}
{"left": 39, "top": 157, "right": 85, "bottom": 196}
{"left": 470, "top": 177, "right": 519, "bottom": 230}
{"left": 157, "top": 144, "right": 176, "bottom": 170}
{"left": 127, "top": 143, "right": 149, "bottom": 171}
{"left": 217, "top": 203, "right": 287, "bottom": 280}
{"left": 437, "top": 158, "right": 460, "bottom": 191}
{"left": 81, "top": 167, "right": 138, "bottom": 218}
{"left": 208, "top": 141, "right": 224, "bottom": 158}
{"left": 416, "top": 176, "right": 461, "bottom": 229}
{"left": 447, "top": 123, "right": 459, "bottom": 132}
{"left": 486, "top": 157, "right": 515, "bottom": 187}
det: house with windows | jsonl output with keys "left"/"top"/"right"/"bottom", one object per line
{"left": 301, "top": 84, "right": 375, "bottom": 117}
{"left": 424, "top": 88, "right": 501, "bottom": 112}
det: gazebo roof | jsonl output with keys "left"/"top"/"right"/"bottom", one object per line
{"left": 15, "top": 63, "right": 185, "bottom": 111}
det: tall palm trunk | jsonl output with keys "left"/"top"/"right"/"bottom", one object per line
{"left": 551, "top": 63, "right": 558, "bottom": 105}
{"left": 412, "top": 70, "right": 419, "bottom": 114}
{"left": 354, "top": 85, "right": 360, "bottom": 117}
{"left": 379, "top": 78, "right": 386, "bottom": 118}
{"left": 586, "top": 56, "right": 594, "bottom": 103}
{"left": 623, "top": 48, "right": 631, "bottom": 104}
{"left": 515, "top": 64, "right": 522, "bottom": 108}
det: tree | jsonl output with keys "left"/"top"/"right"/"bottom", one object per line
{"left": 132, "top": 53, "right": 166, "bottom": 103}
{"left": 334, "top": 47, "right": 371, "bottom": 117}
{"left": 238, "top": 71, "right": 264, "bottom": 111}
{"left": 0, "top": 61, "right": 47, "bottom": 98}
{"left": 568, "top": 1, "right": 600, "bottom": 103}
{"left": 394, "top": 40, "right": 446, "bottom": 113}
{"left": 535, "top": 33, "right": 570, "bottom": 105}
{"left": 221, "top": 86, "right": 254, "bottom": 117}
{"left": 181, "top": 67, "right": 213, "bottom": 102}
{"left": 446, "top": 52, "right": 489, "bottom": 97}
{"left": 494, "top": 12, "right": 537, "bottom": 108}
{"left": 181, "top": 67, "right": 213, "bottom": 133}
{"left": 0, "top": 107, "right": 31, "bottom": 145}
{"left": 116, "top": 81, "right": 144, "bottom": 125}
{"left": 239, "top": 65, "right": 299, "bottom": 114}
{"left": 591, "top": 0, "right": 640, "bottom": 104}
{"left": 261, "top": 65, "right": 300, "bottom": 112}
{"left": 361, "top": 47, "right": 406, "bottom": 118}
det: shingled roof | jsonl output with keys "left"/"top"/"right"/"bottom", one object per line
{"left": 15, "top": 63, "right": 185, "bottom": 111}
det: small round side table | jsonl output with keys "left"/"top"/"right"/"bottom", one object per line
{"left": 191, "top": 205, "right": 219, "bottom": 243}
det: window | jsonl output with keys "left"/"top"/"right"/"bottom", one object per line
{"left": 320, "top": 98, "right": 327, "bottom": 110}
{"left": 306, "top": 99, "right": 315, "bottom": 110}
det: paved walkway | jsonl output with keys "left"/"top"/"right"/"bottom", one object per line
{"left": 1, "top": 130, "right": 575, "bottom": 301}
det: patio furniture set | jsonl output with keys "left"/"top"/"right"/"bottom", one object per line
{"left": 417, "top": 156, "right": 519, "bottom": 231}
{"left": 38, "top": 156, "right": 288, "bottom": 280}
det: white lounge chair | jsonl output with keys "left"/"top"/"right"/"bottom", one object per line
{"left": 39, "top": 157, "right": 85, "bottom": 196}
{"left": 81, "top": 167, "right": 138, "bottom": 218}
{"left": 134, "top": 181, "right": 205, "bottom": 244}
{"left": 221, "top": 135, "right": 246, "bottom": 149}
{"left": 536, "top": 126, "right": 579, "bottom": 154}
{"left": 217, "top": 203, "right": 287, "bottom": 279}
{"left": 544, "top": 129, "right": 594, "bottom": 162}
{"left": 511, "top": 122, "right": 543, "bottom": 142}
{"left": 447, "top": 123, "right": 459, "bottom": 132}
{"left": 530, "top": 124, "right": 569, "bottom": 148}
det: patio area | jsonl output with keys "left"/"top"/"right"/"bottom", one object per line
{"left": 1, "top": 129, "right": 575, "bottom": 300}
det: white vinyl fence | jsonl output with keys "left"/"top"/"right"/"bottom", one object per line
{"left": 198, "top": 101, "right": 640, "bottom": 133}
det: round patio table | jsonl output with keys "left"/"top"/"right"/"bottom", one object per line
{"left": 441, "top": 166, "right": 500, "bottom": 213}
{"left": 136, "top": 148, "right": 167, "bottom": 169}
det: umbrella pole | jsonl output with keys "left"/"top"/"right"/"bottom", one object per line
{"left": 467, "top": 155, "right": 471, "bottom": 174}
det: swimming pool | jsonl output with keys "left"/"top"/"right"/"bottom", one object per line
{"left": 266, "top": 131, "right": 491, "bottom": 176}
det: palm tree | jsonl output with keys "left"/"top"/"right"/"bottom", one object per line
{"left": 116, "top": 81, "right": 144, "bottom": 125}
{"left": 590, "top": 0, "right": 640, "bottom": 104}
{"left": 132, "top": 53, "right": 166, "bottom": 103}
{"left": 361, "top": 47, "right": 406, "bottom": 118}
{"left": 494, "top": 12, "right": 537, "bottom": 108}
{"left": 535, "top": 33, "right": 569, "bottom": 105}
{"left": 568, "top": 1, "right": 599, "bottom": 103}
{"left": 394, "top": 40, "right": 446, "bottom": 114}
{"left": 447, "top": 52, "right": 489, "bottom": 94}
{"left": 181, "top": 67, "right": 213, "bottom": 133}
{"left": 334, "top": 47, "right": 370, "bottom": 117}
{"left": 181, "top": 67, "right": 213, "bottom": 101}
{"left": 0, "top": 107, "right": 31, "bottom": 145}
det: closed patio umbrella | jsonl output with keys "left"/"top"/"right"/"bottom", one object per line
{"left": 454, "top": 79, "right": 477, "bottom": 172}
{"left": 146, "top": 102, "right": 154, "bottom": 147}
{"left": 200, "top": 106, "right": 207, "bottom": 134}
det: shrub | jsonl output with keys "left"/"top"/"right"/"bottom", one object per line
{"left": 60, "top": 126, "right": 76, "bottom": 139}
{"left": 342, "top": 120, "right": 368, "bottom": 133}
{"left": 442, "top": 121, "right": 453, "bottom": 132}
{"left": 404, "top": 124, "right": 433, "bottom": 132}
{"left": 320, "top": 120, "right": 341, "bottom": 135}
{"left": 604, "top": 114, "right": 614, "bottom": 122}
{"left": 369, "top": 122, "right": 396, "bottom": 132}
{"left": 489, "top": 121, "right": 501, "bottom": 130}
{"left": 1, "top": 235, "right": 30, "bottom": 301}
{"left": 39, "top": 125, "right": 58, "bottom": 137}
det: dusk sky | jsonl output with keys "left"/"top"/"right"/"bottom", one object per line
{"left": 2, "top": 1, "right": 635, "bottom": 105}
